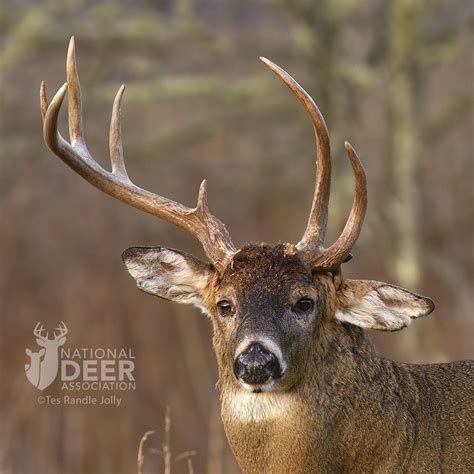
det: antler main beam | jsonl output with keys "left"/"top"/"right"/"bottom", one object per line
{"left": 259, "top": 57, "right": 331, "bottom": 250}
{"left": 41, "top": 38, "right": 366, "bottom": 275}
{"left": 260, "top": 58, "right": 367, "bottom": 271}
{"left": 40, "top": 37, "right": 236, "bottom": 272}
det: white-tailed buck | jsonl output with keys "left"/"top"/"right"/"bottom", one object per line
{"left": 41, "top": 38, "right": 473, "bottom": 473}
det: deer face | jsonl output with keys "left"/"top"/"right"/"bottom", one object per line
{"left": 210, "top": 244, "right": 322, "bottom": 392}
{"left": 123, "top": 243, "right": 434, "bottom": 394}
{"left": 123, "top": 244, "right": 322, "bottom": 392}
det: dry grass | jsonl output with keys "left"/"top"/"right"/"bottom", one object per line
{"left": 137, "top": 407, "right": 196, "bottom": 474}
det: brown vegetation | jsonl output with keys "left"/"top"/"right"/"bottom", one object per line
{"left": 0, "top": 1, "right": 472, "bottom": 472}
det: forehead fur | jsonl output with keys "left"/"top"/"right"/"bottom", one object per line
{"left": 220, "top": 244, "right": 313, "bottom": 291}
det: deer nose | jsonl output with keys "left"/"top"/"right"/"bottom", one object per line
{"left": 234, "top": 342, "right": 281, "bottom": 385}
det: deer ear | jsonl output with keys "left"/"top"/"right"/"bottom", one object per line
{"left": 335, "top": 279, "right": 435, "bottom": 331}
{"left": 122, "top": 247, "right": 214, "bottom": 311}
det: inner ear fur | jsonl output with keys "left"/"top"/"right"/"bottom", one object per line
{"left": 122, "top": 246, "right": 214, "bottom": 309}
{"left": 335, "top": 279, "right": 435, "bottom": 331}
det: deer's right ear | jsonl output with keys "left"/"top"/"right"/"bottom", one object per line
{"left": 122, "top": 247, "right": 214, "bottom": 311}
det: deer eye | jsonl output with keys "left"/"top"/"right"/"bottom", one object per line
{"left": 217, "top": 300, "right": 233, "bottom": 317}
{"left": 293, "top": 298, "right": 314, "bottom": 314}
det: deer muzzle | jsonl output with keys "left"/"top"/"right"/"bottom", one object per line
{"left": 233, "top": 342, "right": 282, "bottom": 387}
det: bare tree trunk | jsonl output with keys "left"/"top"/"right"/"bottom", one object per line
{"left": 388, "top": 0, "right": 422, "bottom": 291}
{"left": 175, "top": 0, "right": 195, "bottom": 24}
{"left": 304, "top": 1, "right": 353, "bottom": 235}
{"left": 385, "top": 0, "right": 450, "bottom": 362}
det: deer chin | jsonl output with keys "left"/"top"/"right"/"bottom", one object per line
{"left": 224, "top": 386, "right": 295, "bottom": 423}
{"left": 240, "top": 379, "right": 277, "bottom": 393}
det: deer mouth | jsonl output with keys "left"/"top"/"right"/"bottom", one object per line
{"left": 241, "top": 379, "right": 279, "bottom": 394}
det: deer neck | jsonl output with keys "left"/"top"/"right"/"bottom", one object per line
{"left": 219, "top": 324, "right": 407, "bottom": 473}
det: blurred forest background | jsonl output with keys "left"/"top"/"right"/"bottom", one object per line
{"left": 0, "top": 0, "right": 473, "bottom": 473}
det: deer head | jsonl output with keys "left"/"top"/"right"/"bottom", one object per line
{"left": 25, "top": 322, "right": 68, "bottom": 390}
{"left": 40, "top": 38, "right": 434, "bottom": 396}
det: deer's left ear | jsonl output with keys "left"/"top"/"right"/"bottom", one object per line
{"left": 335, "top": 279, "right": 435, "bottom": 331}
{"left": 122, "top": 247, "right": 214, "bottom": 311}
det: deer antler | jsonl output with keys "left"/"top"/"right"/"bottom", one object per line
{"left": 33, "top": 322, "right": 49, "bottom": 341}
{"left": 40, "top": 37, "right": 236, "bottom": 273}
{"left": 260, "top": 58, "right": 367, "bottom": 271}
{"left": 53, "top": 321, "right": 68, "bottom": 340}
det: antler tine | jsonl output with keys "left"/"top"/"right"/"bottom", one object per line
{"left": 54, "top": 321, "right": 68, "bottom": 339}
{"left": 40, "top": 81, "right": 48, "bottom": 119}
{"left": 41, "top": 37, "right": 236, "bottom": 272}
{"left": 260, "top": 58, "right": 367, "bottom": 272}
{"left": 260, "top": 57, "right": 331, "bottom": 250}
{"left": 67, "top": 37, "right": 85, "bottom": 147}
{"left": 56, "top": 321, "right": 68, "bottom": 332}
{"left": 311, "top": 142, "right": 367, "bottom": 271}
{"left": 34, "top": 322, "right": 48, "bottom": 339}
{"left": 109, "top": 85, "right": 129, "bottom": 179}
{"left": 33, "top": 322, "right": 43, "bottom": 335}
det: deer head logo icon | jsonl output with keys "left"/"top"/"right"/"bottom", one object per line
{"left": 25, "top": 322, "right": 68, "bottom": 390}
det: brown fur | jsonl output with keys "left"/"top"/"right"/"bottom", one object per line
{"left": 123, "top": 243, "right": 474, "bottom": 473}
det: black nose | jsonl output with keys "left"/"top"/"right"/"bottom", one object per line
{"left": 233, "top": 342, "right": 281, "bottom": 385}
